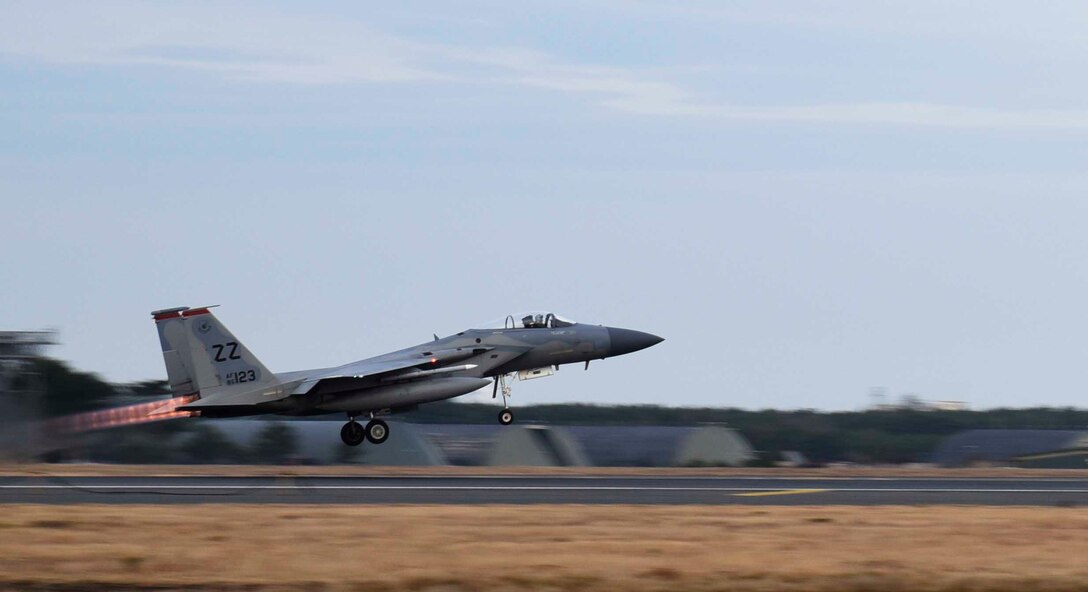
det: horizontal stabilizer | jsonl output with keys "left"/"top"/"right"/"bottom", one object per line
{"left": 177, "top": 383, "right": 285, "bottom": 409}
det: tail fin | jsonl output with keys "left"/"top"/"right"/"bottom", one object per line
{"left": 151, "top": 306, "right": 275, "bottom": 396}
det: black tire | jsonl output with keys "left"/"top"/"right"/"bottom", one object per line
{"left": 498, "top": 408, "right": 514, "bottom": 425}
{"left": 340, "top": 421, "right": 365, "bottom": 446}
{"left": 365, "top": 419, "right": 390, "bottom": 444}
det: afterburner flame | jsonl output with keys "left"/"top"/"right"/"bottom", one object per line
{"left": 48, "top": 394, "right": 200, "bottom": 434}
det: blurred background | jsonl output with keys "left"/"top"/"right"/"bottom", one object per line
{"left": 3, "top": 2, "right": 1088, "bottom": 467}
{"left": 4, "top": 346, "right": 1087, "bottom": 468}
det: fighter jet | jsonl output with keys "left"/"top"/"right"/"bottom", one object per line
{"left": 151, "top": 307, "right": 663, "bottom": 445}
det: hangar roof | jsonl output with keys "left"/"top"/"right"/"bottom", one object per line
{"left": 931, "top": 429, "right": 1088, "bottom": 467}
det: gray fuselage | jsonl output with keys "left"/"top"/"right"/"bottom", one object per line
{"left": 208, "top": 323, "right": 658, "bottom": 418}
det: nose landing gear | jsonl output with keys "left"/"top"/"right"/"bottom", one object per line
{"left": 493, "top": 374, "right": 515, "bottom": 426}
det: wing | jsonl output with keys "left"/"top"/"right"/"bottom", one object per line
{"left": 287, "top": 353, "right": 467, "bottom": 395}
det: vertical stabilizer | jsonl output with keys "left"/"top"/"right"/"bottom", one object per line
{"left": 151, "top": 306, "right": 276, "bottom": 396}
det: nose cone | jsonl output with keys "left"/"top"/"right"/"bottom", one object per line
{"left": 606, "top": 327, "right": 665, "bottom": 357}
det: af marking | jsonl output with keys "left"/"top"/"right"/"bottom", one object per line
{"left": 225, "top": 370, "right": 257, "bottom": 385}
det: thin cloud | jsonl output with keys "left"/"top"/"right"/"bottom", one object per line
{"left": 608, "top": 100, "right": 1088, "bottom": 130}
{"left": 0, "top": 3, "right": 443, "bottom": 84}
{"left": 4, "top": 2, "right": 1088, "bottom": 131}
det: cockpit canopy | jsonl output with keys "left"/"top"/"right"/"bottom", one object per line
{"left": 477, "top": 311, "right": 576, "bottom": 330}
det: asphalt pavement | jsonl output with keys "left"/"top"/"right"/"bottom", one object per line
{"left": 1, "top": 474, "right": 1086, "bottom": 505}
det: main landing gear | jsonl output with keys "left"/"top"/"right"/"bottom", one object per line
{"left": 340, "top": 415, "right": 390, "bottom": 446}
{"left": 366, "top": 418, "right": 389, "bottom": 444}
{"left": 340, "top": 420, "right": 365, "bottom": 446}
{"left": 493, "top": 375, "right": 515, "bottom": 426}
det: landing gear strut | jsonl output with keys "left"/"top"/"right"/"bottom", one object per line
{"left": 493, "top": 375, "right": 515, "bottom": 426}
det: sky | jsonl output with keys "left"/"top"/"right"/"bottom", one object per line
{"left": 3, "top": 1, "right": 1088, "bottom": 410}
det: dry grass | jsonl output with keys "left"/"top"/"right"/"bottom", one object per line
{"left": 1, "top": 505, "right": 1086, "bottom": 591}
{"left": 5, "top": 463, "right": 1088, "bottom": 479}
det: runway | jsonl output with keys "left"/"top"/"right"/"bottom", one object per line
{"left": 1, "top": 474, "right": 1086, "bottom": 505}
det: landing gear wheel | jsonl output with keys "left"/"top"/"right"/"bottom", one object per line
{"left": 365, "top": 419, "right": 390, "bottom": 444}
{"left": 340, "top": 421, "right": 365, "bottom": 446}
{"left": 498, "top": 408, "right": 514, "bottom": 425}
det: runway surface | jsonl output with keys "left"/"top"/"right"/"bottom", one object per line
{"left": 1, "top": 474, "right": 1086, "bottom": 505}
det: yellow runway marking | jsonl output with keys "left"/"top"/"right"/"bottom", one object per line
{"left": 733, "top": 488, "right": 829, "bottom": 497}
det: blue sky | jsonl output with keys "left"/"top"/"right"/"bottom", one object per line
{"left": 3, "top": 2, "right": 1088, "bottom": 409}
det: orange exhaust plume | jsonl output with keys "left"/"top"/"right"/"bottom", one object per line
{"left": 47, "top": 394, "right": 200, "bottom": 434}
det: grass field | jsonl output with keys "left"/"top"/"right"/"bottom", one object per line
{"left": 3, "top": 504, "right": 1087, "bottom": 591}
